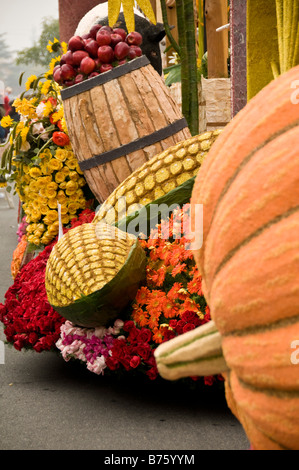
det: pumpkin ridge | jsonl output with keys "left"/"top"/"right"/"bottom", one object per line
{"left": 213, "top": 204, "right": 299, "bottom": 281}
{"left": 222, "top": 312, "right": 299, "bottom": 338}
{"left": 237, "top": 376, "right": 299, "bottom": 399}
{"left": 200, "top": 120, "right": 299, "bottom": 279}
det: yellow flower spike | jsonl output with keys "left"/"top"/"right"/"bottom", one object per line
{"left": 108, "top": 0, "right": 156, "bottom": 32}
{"left": 121, "top": 0, "right": 136, "bottom": 32}
{"left": 136, "top": 0, "right": 156, "bottom": 25}
{"left": 108, "top": 0, "right": 122, "bottom": 28}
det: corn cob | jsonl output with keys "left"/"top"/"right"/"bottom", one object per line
{"left": 93, "top": 130, "right": 222, "bottom": 225}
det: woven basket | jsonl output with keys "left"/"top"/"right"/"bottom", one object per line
{"left": 45, "top": 222, "right": 146, "bottom": 327}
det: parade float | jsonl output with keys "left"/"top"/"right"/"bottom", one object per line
{"left": 1, "top": 0, "right": 299, "bottom": 450}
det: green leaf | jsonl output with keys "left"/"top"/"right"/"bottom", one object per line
{"left": 164, "top": 64, "right": 181, "bottom": 86}
{"left": 19, "top": 71, "right": 25, "bottom": 86}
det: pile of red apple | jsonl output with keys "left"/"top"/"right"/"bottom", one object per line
{"left": 53, "top": 25, "right": 143, "bottom": 87}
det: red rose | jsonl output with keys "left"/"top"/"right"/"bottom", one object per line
{"left": 146, "top": 366, "right": 158, "bottom": 380}
{"left": 123, "top": 320, "right": 135, "bottom": 332}
{"left": 106, "top": 357, "right": 119, "bottom": 370}
{"left": 183, "top": 323, "right": 195, "bottom": 333}
{"left": 136, "top": 344, "right": 151, "bottom": 360}
{"left": 137, "top": 328, "right": 151, "bottom": 343}
{"left": 130, "top": 355, "right": 141, "bottom": 368}
{"left": 52, "top": 131, "right": 70, "bottom": 147}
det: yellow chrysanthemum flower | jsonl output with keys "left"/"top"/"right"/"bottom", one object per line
{"left": 43, "top": 100, "right": 53, "bottom": 117}
{"left": 20, "top": 127, "right": 29, "bottom": 144}
{"left": 51, "top": 107, "right": 64, "bottom": 123}
{"left": 0, "top": 115, "right": 13, "bottom": 128}
{"left": 25, "top": 75, "right": 37, "bottom": 90}
{"left": 40, "top": 80, "right": 52, "bottom": 96}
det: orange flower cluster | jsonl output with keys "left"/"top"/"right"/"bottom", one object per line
{"left": 132, "top": 205, "right": 210, "bottom": 345}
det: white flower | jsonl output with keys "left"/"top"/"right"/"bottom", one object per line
{"left": 32, "top": 121, "right": 49, "bottom": 141}
{"left": 35, "top": 102, "right": 46, "bottom": 119}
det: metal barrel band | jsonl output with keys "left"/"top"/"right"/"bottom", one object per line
{"left": 78, "top": 118, "right": 189, "bottom": 171}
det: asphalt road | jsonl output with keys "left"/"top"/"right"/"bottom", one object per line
{"left": 0, "top": 191, "right": 250, "bottom": 451}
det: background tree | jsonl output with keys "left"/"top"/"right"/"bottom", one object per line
{"left": 16, "top": 18, "right": 60, "bottom": 67}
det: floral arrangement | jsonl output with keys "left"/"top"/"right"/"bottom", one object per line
{"left": 0, "top": 204, "right": 221, "bottom": 387}
{"left": 0, "top": 209, "right": 95, "bottom": 353}
{"left": 0, "top": 40, "right": 91, "bottom": 248}
{"left": 55, "top": 205, "right": 222, "bottom": 386}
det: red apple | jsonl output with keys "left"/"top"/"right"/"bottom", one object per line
{"left": 94, "top": 58, "right": 102, "bottom": 70}
{"left": 60, "top": 64, "right": 76, "bottom": 80}
{"left": 89, "top": 24, "right": 102, "bottom": 39}
{"left": 68, "top": 35, "right": 85, "bottom": 51}
{"left": 100, "top": 64, "right": 113, "bottom": 73}
{"left": 96, "top": 29, "right": 112, "bottom": 46}
{"left": 116, "top": 59, "right": 128, "bottom": 66}
{"left": 64, "top": 79, "right": 75, "bottom": 87}
{"left": 89, "top": 71, "right": 99, "bottom": 78}
{"left": 97, "top": 45, "right": 114, "bottom": 63}
{"left": 62, "top": 50, "right": 75, "bottom": 65}
{"left": 100, "top": 25, "right": 113, "bottom": 32}
{"left": 80, "top": 56, "right": 96, "bottom": 74}
{"left": 113, "top": 28, "right": 127, "bottom": 41}
{"left": 82, "top": 33, "right": 90, "bottom": 40}
{"left": 114, "top": 41, "right": 130, "bottom": 60}
{"left": 126, "top": 31, "right": 143, "bottom": 46}
{"left": 53, "top": 67, "right": 63, "bottom": 84}
{"left": 72, "top": 50, "right": 89, "bottom": 65}
{"left": 128, "top": 45, "right": 142, "bottom": 59}
{"left": 110, "top": 33, "right": 123, "bottom": 47}
{"left": 74, "top": 74, "right": 84, "bottom": 84}
{"left": 84, "top": 38, "right": 99, "bottom": 57}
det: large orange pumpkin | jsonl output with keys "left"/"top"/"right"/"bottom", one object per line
{"left": 190, "top": 65, "right": 299, "bottom": 450}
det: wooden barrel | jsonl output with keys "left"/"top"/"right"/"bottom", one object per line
{"left": 61, "top": 56, "right": 191, "bottom": 203}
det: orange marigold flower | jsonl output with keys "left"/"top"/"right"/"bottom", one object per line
{"left": 132, "top": 307, "right": 149, "bottom": 327}
{"left": 167, "top": 282, "right": 184, "bottom": 301}
{"left": 147, "top": 266, "right": 166, "bottom": 287}
{"left": 135, "top": 286, "right": 150, "bottom": 306}
{"left": 152, "top": 327, "right": 164, "bottom": 344}
{"left": 171, "top": 263, "right": 186, "bottom": 277}
{"left": 187, "top": 276, "right": 202, "bottom": 295}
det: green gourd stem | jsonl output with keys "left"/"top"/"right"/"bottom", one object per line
{"left": 197, "top": 0, "right": 205, "bottom": 65}
{"left": 176, "top": 0, "right": 190, "bottom": 127}
{"left": 275, "top": 0, "right": 283, "bottom": 74}
{"left": 160, "top": 0, "right": 181, "bottom": 56}
{"left": 184, "top": 0, "right": 199, "bottom": 136}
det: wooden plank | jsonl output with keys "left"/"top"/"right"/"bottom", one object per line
{"left": 205, "top": 0, "right": 229, "bottom": 78}
{"left": 89, "top": 85, "right": 132, "bottom": 185}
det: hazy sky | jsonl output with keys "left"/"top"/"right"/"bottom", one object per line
{"left": 0, "top": 0, "right": 59, "bottom": 54}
